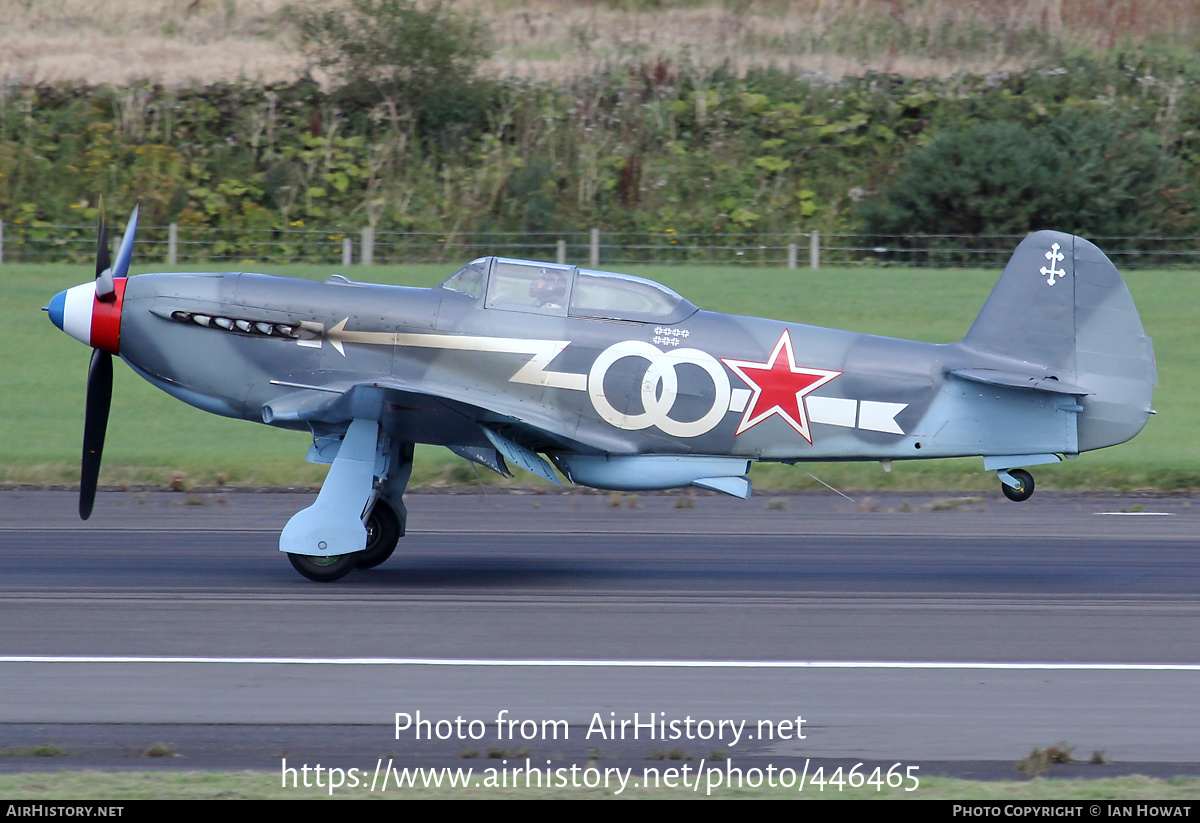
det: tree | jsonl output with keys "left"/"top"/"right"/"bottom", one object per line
{"left": 861, "top": 112, "right": 1197, "bottom": 243}
{"left": 291, "top": 0, "right": 492, "bottom": 136}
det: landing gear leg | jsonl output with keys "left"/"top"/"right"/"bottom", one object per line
{"left": 280, "top": 418, "right": 380, "bottom": 582}
{"left": 357, "top": 441, "right": 413, "bottom": 570}
{"left": 356, "top": 499, "right": 401, "bottom": 569}
{"left": 998, "top": 468, "right": 1035, "bottom": 502}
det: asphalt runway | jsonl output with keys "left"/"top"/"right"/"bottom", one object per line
{"left": 1, "top": 488, "right": 1198, "bottom": 780}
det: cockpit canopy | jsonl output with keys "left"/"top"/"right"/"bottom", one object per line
{"left": 438, "top": 257, "right": 697, "bottom": 324}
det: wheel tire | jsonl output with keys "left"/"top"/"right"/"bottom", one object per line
{"left": 356, "top": 499, "right": 401, "bottom": 569}
{"left": 1001, "top": 468, "right": 1035, "bottom": 502}
{"left": 288, "top": 552, "right": 358, "bottom": 583}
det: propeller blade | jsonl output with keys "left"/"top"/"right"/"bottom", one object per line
{"left": 111, "top": 205, "right": 139, "bottom": 281}
{"left": 95, "top": 199, "right": 115, "bottom": 301}
{"left": 95, "top": 199, "right": 111, "bottom": 280}
{"left": 80, "top": 349, "right": 113, "bottom": 521}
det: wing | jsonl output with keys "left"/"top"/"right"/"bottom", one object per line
{"left": 259, "top": 377, "right": 613, "bottom": 479}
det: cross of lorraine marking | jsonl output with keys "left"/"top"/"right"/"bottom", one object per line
{"left": 1040, "top": 243, "right": 1066, "bottom": 286}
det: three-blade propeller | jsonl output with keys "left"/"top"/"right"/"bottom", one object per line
{"left": 79, "top": 202, "right": 138, "bottom": 520}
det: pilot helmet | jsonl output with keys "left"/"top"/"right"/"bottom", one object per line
{"left": 529, "top": 268, "right": 567, "bottom": 306}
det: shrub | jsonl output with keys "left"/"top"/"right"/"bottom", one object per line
{"left": 861, "top": 111, "right": 1198, "bottom": 245}
{"left": 290, "top": 0, "right": 494, "bottom": 140}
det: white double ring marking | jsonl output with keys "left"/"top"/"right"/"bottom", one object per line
{"left": 587, "top": 341, "right": 730, "bottom": 438}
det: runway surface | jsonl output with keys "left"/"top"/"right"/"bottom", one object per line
{"left": 1, "top": 488, "right": 1198, "bottom": 778}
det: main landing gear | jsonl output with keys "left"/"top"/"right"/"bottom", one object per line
{"left": 998, "top": 468, "right": 1035, "bottom": 502}
{"left": 280, "top": 417, "right": 413, "bottom": 582}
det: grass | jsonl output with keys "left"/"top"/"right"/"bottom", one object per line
{"left": 0, "top": 770, "right": 1199, "bottom": 800}
{"left": 0, "top": 744, "right": 66, "bottom": 758}
{"left": 5, "top": 260, "right": 1196, "bottom": 493}
{"left": 1017, "top": 742, "right": 1079, "bottom": 776}
{"left": 143, "top": 743, "right": 178, "bottom": 759}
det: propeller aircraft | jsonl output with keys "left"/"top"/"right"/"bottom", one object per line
{"left": 46, "top": 209, "right": 1157, "bottom": 581}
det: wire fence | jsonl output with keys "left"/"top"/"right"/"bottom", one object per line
{"left": 3, "top": 222, "right": 1200, "bottom": 269}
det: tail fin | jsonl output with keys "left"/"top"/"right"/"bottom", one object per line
{"left": 961, "top": 231, "right": 1156, "bottom": 452}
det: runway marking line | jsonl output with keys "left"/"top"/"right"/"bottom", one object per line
{"left": 2, "top": 656, "right": 1199, "bottom": 671}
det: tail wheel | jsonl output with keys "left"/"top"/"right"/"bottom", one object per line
{"left": 287, "top": 552, "right": 358, "bottom": 583}
{"left": 356, "top": 499, "right": 401, "bottom": 569}
{"left": 1001, "top": 469, "right": 1035, "bottom": 502}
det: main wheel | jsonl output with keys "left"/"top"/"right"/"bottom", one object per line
{"left": 288, "top": 552, "right": 358, "bottom": 583}
{"left": 356, "top": 499, "right": 401, "bottom": 569}
{"left": 1001, "top": 468, "right": 1035, "bottom": 502}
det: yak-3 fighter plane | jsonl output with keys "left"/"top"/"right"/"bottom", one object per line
{"left": 47, "top": 210, "right": 1157, "bottom": 581}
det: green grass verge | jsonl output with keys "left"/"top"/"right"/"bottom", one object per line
{"left": 0, "top": 770, "right": 1198, "bottom": 800}
{"left": 6, "top": 261, "right": 1196, "bottom": 492}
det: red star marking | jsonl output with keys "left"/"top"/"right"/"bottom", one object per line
{"left": 721, "top": 330, "right": 841, "bottom": 443}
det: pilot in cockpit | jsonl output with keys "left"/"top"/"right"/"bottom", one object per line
{"left": 529, "top": 268, "right": 567, "bottom": 310}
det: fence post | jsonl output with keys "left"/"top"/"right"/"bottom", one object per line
{"left": 361, "top": 227, "right": 374, "bottom": 265}
{"left": 786, "top": 242, "right": 797, "bottom": 270}
{"left": 167, "top": 223, "right": 178, "bottom": 265}
{"left": 556, "top": 239, "right": 566, "bottom": 265}
{"left": 0, "top": 220, "right": 4, "bottom": 265}
{"left": 342, "top": 237, "right": 353, "bottom": 267}
{"left": 589, "top": 228, "right": 599, "bottom": 268}
{"left": 810, "top": 230, "right": 820, "bottom": 269}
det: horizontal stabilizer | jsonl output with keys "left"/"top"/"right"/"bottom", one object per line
{"left": 949, "top": 368, "right": 1092, "bottom": 396}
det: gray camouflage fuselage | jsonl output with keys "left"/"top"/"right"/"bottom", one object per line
{"left": 116, "top": 231, "right": 1153, "bottom": 473}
